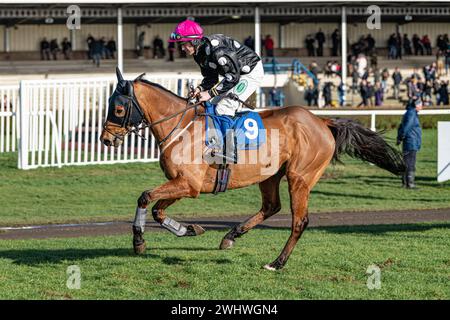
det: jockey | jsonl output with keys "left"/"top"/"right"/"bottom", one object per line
{"left": 169, "top": 19, "right": 264, "bottom": 117}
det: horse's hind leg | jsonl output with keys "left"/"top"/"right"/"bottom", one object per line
{"left": 264, "top": 171, "right": 310, "bottom": 271}
{"left": 219, "top": 168, "right": 284, "bottom": 249}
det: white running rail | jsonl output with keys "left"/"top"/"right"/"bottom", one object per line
{"left": 18, "top": 76, "right": 201, "bottom": 170}
{"left": 0, "top": 85, "right": 19, "bottom": 153}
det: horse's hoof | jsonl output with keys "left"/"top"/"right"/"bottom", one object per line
{"left": 263, "top": 261, "right": 283, "bottom": 271}
{"left": 133, "top": 240, "right": 146, "bottom": 255}
{"left": 263, "top": 264, "right": 277, "bottom": 271}
{"left": 219, "top": 238, "right": 234, "bottom": 250}
{"left": 186, "top": 224, "right": 205, "bottom": 236}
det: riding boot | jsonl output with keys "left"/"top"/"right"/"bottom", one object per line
{"left": 224, "top": 129, "right": 237, "bottom": 164}
{"left": 406, "top": 171, "right": 416, "bottom": 189}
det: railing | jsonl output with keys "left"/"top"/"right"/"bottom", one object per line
{"left": 0, "top": 85, "right": 20, "bottom": 153}
{"left": 310, "top": 109, "right": 450, "bottom": 131}
{"left": 18, "top": 76, "right": 201, "bottom": 170}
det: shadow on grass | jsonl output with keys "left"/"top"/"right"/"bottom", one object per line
{"left": 0, "top": 245, "right": 229, "bottom": 266}
{"left": 311, "top": 222, "right": 450, "bottom": 235}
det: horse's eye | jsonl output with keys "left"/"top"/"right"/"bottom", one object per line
{"left": 115, "top": 105, "right": 125, "bottom": 117}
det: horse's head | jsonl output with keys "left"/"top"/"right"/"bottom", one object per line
{"left": 100, "top": 67, "right": 146, "bottom": 147}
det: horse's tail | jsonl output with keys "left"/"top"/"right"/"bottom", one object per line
{"left": 326, "top": 118, "right": 406, "bottom": 176}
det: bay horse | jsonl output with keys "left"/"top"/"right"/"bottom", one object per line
{"left": 100, "top": 69, "right": 405, "bottom": 270}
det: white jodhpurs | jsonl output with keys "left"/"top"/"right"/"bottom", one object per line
{"left": 211, "top": 60, "right": 264, "bottom": 116}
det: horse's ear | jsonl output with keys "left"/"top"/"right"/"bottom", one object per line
{"left": 134, "top": 73, "right": 146, "bottom": 81}
{"left": 116, "top": 67, "right": 124, "bottom": 82}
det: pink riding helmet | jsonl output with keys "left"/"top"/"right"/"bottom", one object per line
{"left": 169, "top": 19, "right": 204, "bottom": 43}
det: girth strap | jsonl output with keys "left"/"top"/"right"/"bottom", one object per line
{"left": 213, "top": 164, "right": 231, "bottom": 194}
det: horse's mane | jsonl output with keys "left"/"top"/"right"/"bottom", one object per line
{"left": 136, "top": 79, "right": 188, "bottom": 101}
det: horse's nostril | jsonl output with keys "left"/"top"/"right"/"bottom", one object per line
{"left": 104, "top": 139, "right": 111, "bottom": 147}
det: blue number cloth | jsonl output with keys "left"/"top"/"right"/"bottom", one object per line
{"left": 204, "top": 102, "right": 266, "bottom": 151}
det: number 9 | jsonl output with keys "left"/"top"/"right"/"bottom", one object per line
{"left": 244, "top": 119, "right": 258, "bottom": 140}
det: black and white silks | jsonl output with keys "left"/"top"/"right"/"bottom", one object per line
{"left": 194, "top": 34, "right": 261, "bottom": 98}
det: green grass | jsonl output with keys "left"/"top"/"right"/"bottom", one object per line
{"left": 0, "top": 128, "right": 449, "bottom": 226}
{"left": 0, "top": 222, "right": 449, "bottom": 299}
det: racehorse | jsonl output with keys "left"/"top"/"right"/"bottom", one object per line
{"left": 100, "top": 68, "right": 405, "bottom": 270}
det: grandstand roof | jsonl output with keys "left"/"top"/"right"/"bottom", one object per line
{"left": 1, "top": 1, "right": 449, "bottom": 25}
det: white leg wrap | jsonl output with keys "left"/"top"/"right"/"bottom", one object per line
{"left": 133, "top": 207, "right": 148, "bottom": 232}
{"left": 161, "top": 217, "right": 187, "bottom": 237}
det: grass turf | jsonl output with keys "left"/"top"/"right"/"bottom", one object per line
{"left": 0, "top": 222, "right": 448, "bottom": 299}
{"left": 0, "top": 128, "right": 449, "bottom": 226}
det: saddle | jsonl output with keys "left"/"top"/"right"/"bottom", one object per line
{"left": 202, "top": 102, "right": 266, "bottom": 194}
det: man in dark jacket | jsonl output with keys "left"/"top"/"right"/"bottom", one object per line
{"left": 315, "top": 29, "right": 325, "bottom": 57}
{"left": 397, "top": 77, "right": 422, "bottom": 188}
{"left": 392, "top": 67, "right": 402, "bottom": 99}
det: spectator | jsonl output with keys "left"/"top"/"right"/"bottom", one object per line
{"left": 403, "top": 34, "right": 412, "bottom": 55}
{"left": 366, "top": 34, "right": 375, "bottom": 55}
{"left": 422, "top": 35, "right": 432, "bottom": 55}
{"left": 388, "top": 33, "right": 397, "bottom": 59}
{"left": 438, "top": 80, "right": 449, "bottom": 105}
{"left": 381, "top": 68, "right": 389, "bottom": 93}
{"left": 244, "top": 35, "right": 255, "bottom": 50}
{"left": 437, "top": 35, "right": 446, "bottom": 52}
{"left": 91, "top": 39, "right": 103, "bottom": 67}
{"left": 309, "top": 61, "right": 320, "bottom": 78}
{"left": 367, "top": 81, "right": 375, "bottom": 106}
{"left": 331, "top": 29, "right": 340, "bottom": 56}
{"left": 304, "top": 83, "right": 318, "bottom": 107}
{"left": 397, "top": 91, "right": 422, "bottom": 189}
{"left": 264, "top": 35, "right": 274, "bottom": 59}
{"left": 395, "top": 33, "right": 402, "bottom": 59}
{"left": 357, "top": 79, "right": 370, "bottom": 107}
{"left": 138, "top": 31, "right": 145, "bottom": 57}
{"left": 99, "top": 37, "right": 107, "bottom": 59}
{"left": 423, "top": 80, "right": 433, "bottom": 107}
{"left": 392, "top": 67, "right": 403, "bottom": 99}
{"left": 374, "top": 81, "right": 383, "bottom": 106}
{"left": 153, "top": 35, "right": 165, "bottom": 59}
{"left": 86, "top": 34, "right": 95, "bottom": 59}
{"left": 423, "top": 62, "right": 437, "bottom": 82}
{"left": 40, "top": 37, "right": 50, "bottom": 60}
{"left": 49, "top": 39, "right": 59, "bottom": 60}
{"left": 61, "top": 37, "right": 72, "bottom": 60}
{"left": 436, "top": 50, "right": 446, "bottom": 76}
{"left": 337, "top": 82, "right": 345, "bottom": 107}
{"left": 106, "top": 38, "right": 116, "bottom": 59}
{"left": 322, "top": 82, "right": 333, "bottom": 107}
{"left": 356, "top": 53, "right": 367, "bottom": 78}
{"left": 305, "top": 34, "right": 315, "bottom": 57}
{"left": 315, "top": 29, "right": 326, "bottom": 56}
{"left": 412, "top": 34, "right": 423, "bottom": 55}
{"left": 351, "top": 69, "right": 359, "bottom": 94}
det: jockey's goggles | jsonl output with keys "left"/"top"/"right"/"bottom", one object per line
{"left": 170, "top": 32, "right": 202, "bottom": 41}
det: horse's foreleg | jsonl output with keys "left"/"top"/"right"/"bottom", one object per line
{"left": 132, "top": 176, "right": 203, "bottom": 254}
{"left": 219, "top": 169, "right": 284, "bottom": 249}
{"left": 264, "top": 172, "right": 310, "bottom": 271}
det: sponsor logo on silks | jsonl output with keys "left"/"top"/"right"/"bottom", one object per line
{"left": 234, "top": 79, "right": 248, "bottom": 95}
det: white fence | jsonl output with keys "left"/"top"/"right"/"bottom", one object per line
{"left": 311, "top": 109, "right": 450, "bottom": 131}
{"left": 18, "top": 76, "right": 201, "bottom": 170}
{"left": 0, "top": 85, "right": 19, "bottom": 153}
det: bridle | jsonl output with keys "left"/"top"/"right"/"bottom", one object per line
{"left": 104, "top": 80, "right": 203, "bottom": 147}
